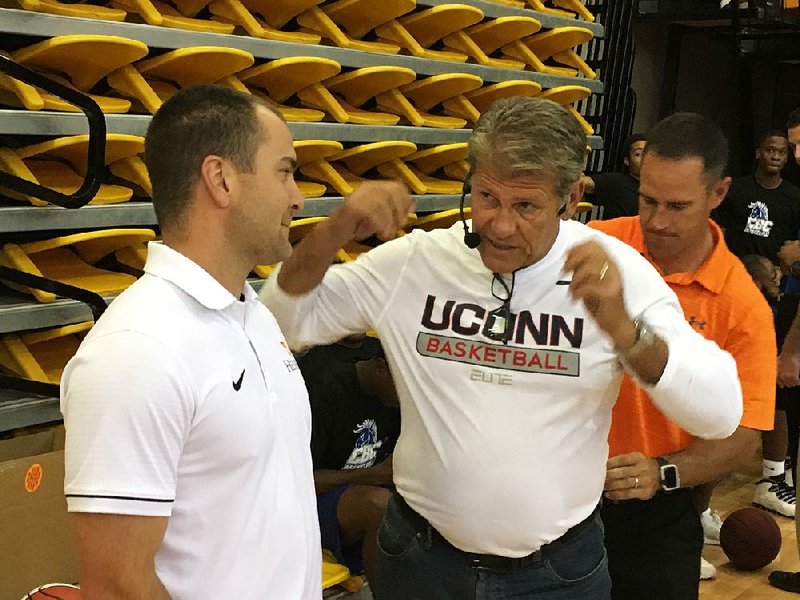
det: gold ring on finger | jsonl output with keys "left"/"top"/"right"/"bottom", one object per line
{"left": 599, "top": 261, "right": 609, "bottom": 281}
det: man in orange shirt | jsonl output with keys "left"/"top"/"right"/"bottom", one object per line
{"left": 590, "top": 113, "right": 776, "bottom": 599}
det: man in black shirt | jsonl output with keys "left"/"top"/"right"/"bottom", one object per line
{"left": 583, "top": 133, "right": 646, "bottom": 220}
{"left": 714, "top": 130, "right": 800, "bottom": 263}
{"left": 714, "top": 129, "right": 800, "bottom": 520}
{"left": 301, "top": 341, "right": 400, "bottom": 589}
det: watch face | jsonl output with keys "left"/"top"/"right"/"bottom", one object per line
{"left": 661, "top": 464, "right": 679, "bottom": 490}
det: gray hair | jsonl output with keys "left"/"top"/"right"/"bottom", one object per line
{"left": 468, "top": 96, "right": 587, "bottom": 197}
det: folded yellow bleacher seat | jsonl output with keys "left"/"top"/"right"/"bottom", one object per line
{"left": 5, "top": 36, "right": 149, "bottom": 113}
{"left": 208, "top": 0, "right": 321, "bottom": 43}
{"left": 0, "top": 134, "right": 149, "bottom": 206}
{"left": 110, "top": 0, "right": 236, "bottom": 33}
{"left": 322, "top": 552, "right": 351, "bottom": 590}
{"left": 374, "top": 4, "right": 484, "bottom": 63}
{"left": 13, "top": 0, "right": 127, "bottom": 21}
{"left": 239, "top": 57, "right": 342, "bottom": 122}
{"left": 294, "top": 140, "right": 344, "bottom": 198}
{"left": 0, "top": 56, "right": 45, "bottom": 111}
{"left": 538, "top": 84, "right": 593, "bottom": 135}
{"left": 464, "top": 80, "right": 542, "bottom": 114}
{"left": 313, "top": 66, "right": 417, "bottom": 126}
{"left": 296, "top": 0, "right": 411, "bottom": 54}
{"left": 108, "top": 46, "right": 254, "bottom": 114}
{"left": 404, "top": 143, "right": 468, "bottom": 194}
{"left": 0, "top": 322, "right": 93, "bottom": 384}
{"left": 376, "top": 73, "right": 483, "bottom": 129}
{"left": 406, "top": 207, "right": 471, "bottom": 231}
{"left": 551, "top": 0, "right": 595, "bottom": 21}
{"left": 442, "top": 16, "right": 542, "bottom": 70}
{"left": 0, "top": 229, "right": 156, "bottom": 303}
{"left": 301, "top": 141, "right": 420, "bottom": 195}
{"left": 506, "top": 27, "right": 596, "bottom": 79}
{"left": 524, "top": 0, "right": 575, "bottom": 18}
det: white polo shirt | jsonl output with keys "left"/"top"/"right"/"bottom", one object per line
{"left": 261, "top": 220, "right": 742, "bottom": 557}
{"left": 61, "top": 242, "right": 321, "bottom": 600}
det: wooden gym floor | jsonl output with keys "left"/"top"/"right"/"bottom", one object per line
{"left": 701, "top": 455, "right": 800, "bottom": 599}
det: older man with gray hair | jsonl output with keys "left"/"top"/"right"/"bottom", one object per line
{"left": 260, "top": 96, "right": 743, "bottom": 599}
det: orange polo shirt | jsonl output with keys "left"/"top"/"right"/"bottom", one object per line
{"left": 589, "top": 217, "right": 776, "bottom": 457}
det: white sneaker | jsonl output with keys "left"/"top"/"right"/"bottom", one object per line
{"left": 701, "top": 508, "right": 722, "bottom": 545}
{"left": 701, "top": 557, "right": 716, "bottom": 580}
{"left": 754, "top": 476, "right": 796, "bottom": 518}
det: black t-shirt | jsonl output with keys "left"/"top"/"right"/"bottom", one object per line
{"left": 588, "top": 172, "right": 640, "bottom": 220}
{"left": 713, "top": 176, "right": 800, "bottom": 263}
{"left": 296, "top": 337, "right": 382, "bottom": 373}
{"left": 302, "top": 352, "right": 400, "bottom": 472}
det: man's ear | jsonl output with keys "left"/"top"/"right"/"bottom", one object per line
{"left": 560, "top": 179, "right": 585, "bottom": 221}
{"left": 709, "top": 176, "right": 732, "bottom": 211}
{"left": 623, "top": 155, "right": 630, "bottom": 168}
{"left": 199, "top": 155, "right": 234, "bottom": 209}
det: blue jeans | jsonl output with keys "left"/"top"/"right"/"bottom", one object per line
{"left": 375, "top": 494, "right": 610, "bottom": 600}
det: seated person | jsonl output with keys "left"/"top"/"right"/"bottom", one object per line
{"left": 582, "top": 133, "right": 646, "bottom": 220}
{"left": 742, "top": 254, "right": 782, "bottom": 305}
{"left": 301, "top": 341, "right": 400, "bottom": 588}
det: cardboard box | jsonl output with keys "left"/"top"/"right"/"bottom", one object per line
{"left": 0, "top": 427, "right": 79, "bottom": 600}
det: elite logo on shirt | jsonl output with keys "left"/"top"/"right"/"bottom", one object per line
{"left": 417, "top": 294, "right": 583, "bottom": 377}
{"left": 744, "top": 201, "right": 774, "bottom": 237}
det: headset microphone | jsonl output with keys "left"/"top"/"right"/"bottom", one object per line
{"left": 460, "top": 174, "right": 481, "bottom": 249}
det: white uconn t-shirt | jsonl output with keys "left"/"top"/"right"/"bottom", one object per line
{"left": 62, "top": 243, "right": 321, "bottom": 600}
{"left": 261, "top": 221, "right": 741, "bottom": 557}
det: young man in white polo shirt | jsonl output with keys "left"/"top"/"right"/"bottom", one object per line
{"left": 60, "top": 85, "right": 396, "bottom": 599}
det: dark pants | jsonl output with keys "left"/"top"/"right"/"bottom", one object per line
{"left": 777, "top": 293, "right": 800, "bottom": 485}
{"left": 375, "top": 493, "right": 610, "bottom": 600}
{"left": 602, "top": 489, "right": 703, "bottom": 600}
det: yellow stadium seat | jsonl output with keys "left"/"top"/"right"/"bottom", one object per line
{"left": 538, "top": 85, "right": 594, "bottom": 135}
{"left": 333, "top": 141, "right": 424, "bottom": 194}
{"left": 14, "top": 0, "right": 127, "bottom": 21}
{"left": 8, "top": 36, "right": 149, "bottom": 113}
{"left": 515, "top": 27, "right": 596, "bottom": 79}
{"left": 404, "top": 143, "right": 468, "bottom": 194}
{"left": 442, "top": 16, "right": 542, "bottom": 70}
{"left": 294, "top": 140, "right": 344, "bottom": 198}
{"left": 0, "top": 134, "right": 148, "bottom": 206}
{"left": 321, "top": 556, "right": 350, "bottom": 589}
{"left": 0, "top": 229, "right": 155, "bottom": 303}
{"left": 114, "top": 242, "right": 150, "bottom": 272}
{"left": 108, "top": 47, "right": 254, "bottom": 114}
{"left": 0, "top": 322, "right": 93, "bottom": 384}
{"left": 0, "top": 56, "right": 44, "bottom": 111}
{"left": 374, "top": 4, "right": 484, "bottom": 63}
{"left": 574, "top": 200, "right": 593, "bottom": 214}
{"left": 551, "top": 0, "right": 595, "bottom": 21}
{"left": 524, "top": 0, "right": 575, "bottom": 18}
{"left": 323, "top": 0, "right": 415, "bottom": 39}
{"left": 111, "top": 0, "right": 235, "bottom": 33}
{"left": 296, "top": 3, "right": 403, "bottom": 54}
{"left": 377, "top": 73, "right": 483, "bottom": 129}
{"left": 406, "top": 207, "right": 471, "bottom": 231}
{"left": 239, "top": 57, "right": 341, "bottom": 122}
{"left": 464, "top": 80, "right": 542, "bottom": 114}
{"left": 208, "top": 0, "right": 321, "bottom": 43}
{"left": 296, "top": 67, "right": 414, "bottom": 126}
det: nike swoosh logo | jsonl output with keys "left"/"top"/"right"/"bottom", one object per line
{"left": 232, "top": 369, "right": 245, "bottom": 391}
{"left": 556, "top": 280, "right": 572, "bottom": 285}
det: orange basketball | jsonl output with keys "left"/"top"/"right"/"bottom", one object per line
{"left": 720, "top": 507, "right": 782, "bottom": 571}
{"left": 21, "top": 584, "right": 81, "bottom": 600}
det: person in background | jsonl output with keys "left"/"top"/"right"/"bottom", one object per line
{"left": 767, "top": 106, "right": 800, "bottom": 595}
{"left": 714, "top": 128, "right": 800, "bottom": 517}
{"left": 260, "top": 96, "right": 743, "bottom": 599}
{"left": 303, "top": 342, "right": 400, "bottom": 588}
{"left": 60, "top": 85, "right": 323, "bottom": 599}
{"left": 590, "top": 113, "right": 775, "bottom": 596}
{"left": 582, "top": 133, "right": 647, "bottom": 220}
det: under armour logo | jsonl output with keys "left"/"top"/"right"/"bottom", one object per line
{"left": 232, "top": 369, "right": 245, "bottom": 391}
{"left": 688, "top": 316, "right": 706, "bottom": 331}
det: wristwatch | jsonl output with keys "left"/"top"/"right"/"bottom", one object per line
{"left": 620, "top": 317, "right": 658, "bottom": 359}
{"left": 654, "top": 456, "right": 680, "bottom": 492}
